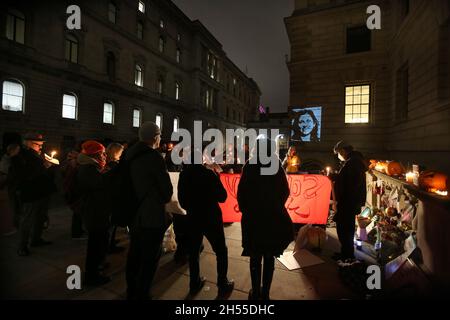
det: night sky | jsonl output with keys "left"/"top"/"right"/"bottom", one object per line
{"left": 172, "top": 0, "right": 294, "bottom": 113}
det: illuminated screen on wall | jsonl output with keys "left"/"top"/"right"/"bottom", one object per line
{"left": 290, "top": 106, "right": 322, "bottom": 142}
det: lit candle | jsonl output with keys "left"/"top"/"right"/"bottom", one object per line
{"left": 51, "top": 151, "right": 57, "bottom": 159}
{"left": 326, "top": 166, "right": 331, "bottom": 176}
{"left": 405, "top": 172, "right": 414, "bottom": 183}
{"left": 434, "top": 190, "right": 448, "bottom": 196}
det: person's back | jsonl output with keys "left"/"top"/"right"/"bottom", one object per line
{"left": 125, "top": 141, "right": 172, "bottom": 229}
{"left": 178, "top": 164, "right": 226, "bottom": 222}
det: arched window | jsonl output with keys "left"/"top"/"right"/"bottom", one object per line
{"left": 138, "top": 1, "right": 145, "bottom": 13}
{"left": 103, "top": 101, "right": 114, "bottom": 124}
{"left": 155, "top": 113, "right": 163, "bottom": 130}
{"left": 135, "top": 64, "right": 143, "bottom": 87}
{"left": 175, "top": 82, "right": 181, "bottom": 100}
{"left": 2, "top": 79, "right": 24, "bottom": 112}
{"left": 108, "top": 2, "right": 117, "bottom": 23}
{"left": 6, "top": 9, "right": 25, "bottom": 44}
{"left": 62, "top": 93, "right": 78, "bottom": 119}
{"left": 133, "top": 108, "right": 141, "bottom": 127}
{"left": 65, "top": 34, "right": 78, "bottom": 63}
{"left": 173, "top": 117, "right": 179, "bottom": 133}
{"left": 106, "top": 52, "right": 116, "bottom": 80}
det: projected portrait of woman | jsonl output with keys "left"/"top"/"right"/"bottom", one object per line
{"left": 291, "top": 109, "right": 320, "bottom": 142}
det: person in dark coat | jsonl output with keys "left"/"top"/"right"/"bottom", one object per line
{"left": 76, "top": 140, "right": 111, "bottom": 286}
{"left": 178, "top": 148, "right": 235, "bottom": 298}
{"left": 237, "top": 138, "right": 294, "bottom": 300}
{"left": 8, "top": 133, "right": 56, "bottom": 256}
{"left": 125, "top": 122, "right": 173, "bottom": 300}
{"left": 104, "top": 142, "right": 125, "bottom": 253}
{"left": 332, "top": 140, "right": 367, "bottom": 261}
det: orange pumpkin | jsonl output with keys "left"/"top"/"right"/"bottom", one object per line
{"left": 419, "top": 171, "right": 448, "bottom": 191}
{"left": 385, "top": 161, "right": 405, "bottom": 176}
{"left": 374, "top": 161, "right": 388, "bottom": 173}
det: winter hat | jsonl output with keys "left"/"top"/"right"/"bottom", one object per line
{"left": 333, "top": 140, "right": 353, "bottom": 154}
{"left": 81, "top": 140, "right": 105, "bottom": 155}
{"left": 139, "top": 121, "right": 161, "bottom": 142}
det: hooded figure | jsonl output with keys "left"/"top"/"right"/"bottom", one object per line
{"left": 237, "top": 138, "right": 294, "bottom": 300}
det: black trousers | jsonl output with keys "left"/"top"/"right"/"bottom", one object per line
{"left": 173, "top": 214, "right": 189, "bottom": 258}
{"left": 18, "top": 197, "right": 49, "bottom": 249}
{"left": 85, "top": 229, "right": 109, "bottom": 278}
{"left": 126, "top": 226, "right": 166, "bottom": 300}
{"left": 188, "top": 219, "right": 228, "bottom": 289}
{"left": 250, "top": 254, "right": 275, "bottom": 299}
{"left": 335, "top": 205, "right": 359, "bottom": 259}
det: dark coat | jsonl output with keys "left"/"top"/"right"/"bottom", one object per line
{"left": 237, "top": 160, "right": 294, "bottom": 257}
{"left": 178, "top": 164, "right": 227, "bottom": 229}
{"left": 8, "top": 147, "right": 56, "bottom": 203}
{"left": 76, "top": 153, "right": 110, "bottom": 232}
{"left": 125, "top": 142, "right": 173, "bottom": 229}
{"left": 334, "top": 151, "right": 367, "bottom": 221}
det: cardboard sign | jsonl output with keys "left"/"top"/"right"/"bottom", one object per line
{"left": 219, "top": 173, "right": 332, "bottom": 224}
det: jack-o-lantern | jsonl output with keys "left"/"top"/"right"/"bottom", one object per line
{"left": 419, "top": 171, "right": 448, "bottom": 191}
{"left": 385, "top": 207, "right": 398, "bottom": 217}
{"left": 385, "top": 161, "right": 405, "bottom": 177}
{"left": 374, "top": 161, "right": 388, "bottom": 173}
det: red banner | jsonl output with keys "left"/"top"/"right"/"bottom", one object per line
{"left": 219, "top": 173, "right": 332, "bottom": 224}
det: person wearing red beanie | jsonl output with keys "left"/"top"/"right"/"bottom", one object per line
{"left": 81, "top": 141, "right": 106, "bottom": 170}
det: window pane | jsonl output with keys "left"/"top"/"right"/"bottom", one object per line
{"left": 62, "top": 94, "right": 77, "bottom": 119}
{"left": 2, "top": 81, "right": 24, "bottom": 111}
{"left": 354, "top": 95, "right": 361, "bottom": 104}
{"left": 16, "top": 18, "right": 25, "bottom": 44}
{"left": 138, "top": 1, "right": 145, "bottom": 13}
{"left": 361, "top": 85, "right": 370, "bottom": 94}
{"left": 361, "top": 94, "right": 369, "bottom": 103}
{"left": 6, "top": 15, "right": 14, "bottom": 40}
{"left": 103, "top": 103, "right": 113, "bottom": 124}
{"left": 173, "top": 118, "right": 179, "bottom": 132}
{"left": 108, "top": 4, "right": 116, "bottom": 23}
{"left": 345, "top": 95, "right": 353, "bottom": 105}
{"left": 156, "top": 114, "right": 162, "bottom": 129}
{"left": 65, "top": 40, "right": 71, "bottom": 61}
{"left": 361, "top": 104, "right": 369, "bottom": 114}
{"left": 133, "top": 109, "right": 141, "bottom": 127}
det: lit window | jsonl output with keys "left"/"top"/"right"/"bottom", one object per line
{"left": 175, "top": 82, "right": 180, "bottom": 100}
{"left": 103, "top": 102, "right": 114, "bottom": 124}
{"left": 138, "top": 1, "right": 145, "bottom": 13}
{"left": 6, "top": 9, "right": 25, "bottom": 44}
{"left": 2, "top": 80, "right": 24, "bottom": 112}
{"left": 173, "top": 117, "right": 179, "bottom": 133}
{"left": 345, "top": 85, "right": 370, "bottom": 123}
{"left": 65, "top": 34, "right": 78, "bottom": 63}
{"left": 133, "top": 108, "right": 141, "bottom": 127}
{"left": 135, "top": 64, "right": 143, "bottom": 87}
{"left": 137, "top": 21, "right": 143, "bottom": 39}
{"left": 62, "top": 93, "right": 77, "bottom": 119}
{"left": 159, "top": 37, "right": 165, "bottom": 53}
{"left": 108, "top": 2, "right": 116, "bottom": 23}
{"left": 160, "top": 19, "right": 164, "bottom": 28}
{"left": 176, "top": 48, "right": 181, "bottom": 63}
{"left": 156, "top": 113, "right": 162, "bottom": 130}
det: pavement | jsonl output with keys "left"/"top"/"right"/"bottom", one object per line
{"left": 0, "top": 198, "right": 361, "bottom": 300}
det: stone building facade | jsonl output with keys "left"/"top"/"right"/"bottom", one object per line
{"left": 285, "top": 0, "right": 450, "bottom": 173}
{"left": 0, "top": 0, "right": 260, "bottom": 152}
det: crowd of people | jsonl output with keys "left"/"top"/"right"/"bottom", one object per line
{"left": 0, "top": 123, "right": 367, "bottom": 300}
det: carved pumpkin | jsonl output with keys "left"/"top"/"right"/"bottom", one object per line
{"left": 385, "top": 161, "right": 405, "bottom": 176}
{"left": 419, "top": 171, "right": 448, "bottom": 191}
{"left": 385, "top": 207, "right": 398, "bottom": 218}
{"left": 374, "top": 161, "right": 388, "bottom": 173}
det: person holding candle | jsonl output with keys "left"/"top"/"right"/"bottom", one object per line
{"left": 8, "top": 132, "right": 56, "bottom": 256}
{"left": 282, "top": 145, "right": 301, "bottom": 173}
